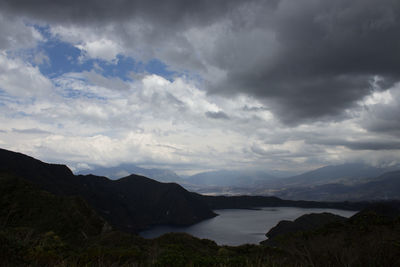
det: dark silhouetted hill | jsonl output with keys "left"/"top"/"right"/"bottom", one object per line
{"left": 0, "top": 173, "right": 109, "bottom": 245}
{"left": 265, "top": 212, "right": 346, "bottom": 241}
{"left": 0, "top": 148, "right": 216, "bottom": 232}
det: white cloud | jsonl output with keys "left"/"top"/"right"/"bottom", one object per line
{"left": 76, "top": 39, "right": 122, "bottom": 62}
{"left": 51, "top": 24, "right": 124, "bottom": 62}
{"left": 0, "top": 53, "right": 53, "bottom": 98}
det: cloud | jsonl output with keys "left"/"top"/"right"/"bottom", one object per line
{"left": 360, "top": 83, "right": 400, "bottom": 137}
{"left": 76, "top": 38, "right": 123, "bottom": 62}
{"left": 1, "top": 0, "right": 400, "bottom": 173}
{"left": 0, "top": 0, "right": 241, "bottom": 25}
{"left": 5, "top": 0, "right": 396, "bottom": 125}
{"left": 12, "top": 128, "right": 51, "bottom": 135}
{"left": 0, "top": 53, "right": 53, "bottom": 98}
{"left": 205, "top": 111, "right": 230, "bottom": 120}
{"left": 33, "top": 51, "right": 50, "bottom": 66}
{"left": 207, "top": 0, "right": 400, "bottom": 124}
{"left": 306, "top": 137, "right": 400, "bottom": 151}
{"left": 0, "top": 12, "right": 42, "bottom": 51}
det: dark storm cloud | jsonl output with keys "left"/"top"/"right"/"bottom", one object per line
{"left": 361, "top": 89, "right": 400, "bottom": 137}
{"left": 205, "top": 111, "right": 230, "bottom": 120}
{"left": 365, "top": 119, "right": 400, "bottom": 137}
{"left": 2, "top": 0, "right": 400, "bottom": 125}
{"left": 306, "top": 137, "right": 400, "bottom": 151}
{"left": 0, "top": 0, "right": 243, "bottom": 26}
{"left": 343, "top": 141, "right": 400, "bottom": 151}
{"left": 209, "top": 0, "right": 400, "bottom": 124}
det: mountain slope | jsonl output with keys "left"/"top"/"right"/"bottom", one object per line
{"left": 0, "top": 148, "right": 216, "bottom": 232}
{"left": 270, "top": 163, "right": 387, "bottom": 188}
{"left": 274, "top": 170, "right": 400, "bottom": 201}
{"left": 0, "top": 172, "right": 109, "bottom": 245}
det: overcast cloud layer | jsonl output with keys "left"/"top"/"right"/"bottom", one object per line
{"left": 0, "top": 0, "right": 399, "bottom": 174}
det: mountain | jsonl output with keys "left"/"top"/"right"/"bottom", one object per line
{"left": 78, "top": 163, "right": 182, "bottom": 182}
{"left": 0, "top": 173, "right": 109, "bottom": 245}
{"left": 186, "top": 169, "right": 278, "bottom": 187}
{"left": 0, "top": 169, "right": 281, "bottom": 266}
{"left": 275, "top": 170, "right": 400, "bottom": 201}
{"left": 268, "top": 163, "right": 388, "bottom": 188}
{"left": 0, "top": 148, "right": 216, "bottom": 232}
{"left": 265, "top": 212, "right": 346, "bottom": 241}
{"left": 185, "top": 163, "right": 394, "bottom": 197}
{"left": 260, "top": 203, "right": 400, "bottom": 266}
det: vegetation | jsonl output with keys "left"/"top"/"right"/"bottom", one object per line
{"left": 2, "top": 172, "right": 400, "bottom": 266}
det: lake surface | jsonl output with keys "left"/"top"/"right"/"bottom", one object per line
{"left": 139, "top": 207, "right": 357, "bottom": 246}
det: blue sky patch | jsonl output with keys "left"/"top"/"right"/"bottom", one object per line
{"left": 31, "top": 25, "right": 176, "bottom": 82}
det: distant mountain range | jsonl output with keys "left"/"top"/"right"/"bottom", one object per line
{"left": 185, "top": 169, "right": 278, "bottom": 187}
{"left": 273, "top": 170, "right": 400, "bottom": 201}
{"left": 78, "top": 163, "right": 183, "bottom": 182}
{"left": 265, "top": 163, "right": 390, "bottom": 188}
{"left": 77, "top": 160, "right": 400, "bottom": 201}
{"left": 186, "top": 163, "right": 400, "bottom": 201}
{"left": 79, "top": 157, "right": 400, "bottom": 203}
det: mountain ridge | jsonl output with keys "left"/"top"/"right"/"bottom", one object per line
{"left": 78, "top": 163, "right": 183, "bottom": 182}
{"left": 0, "top": 148, "right": 216, "bottom": 232}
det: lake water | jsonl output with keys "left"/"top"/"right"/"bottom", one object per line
{"left": 139, "top": 207, "right": 357, "bottom": 246}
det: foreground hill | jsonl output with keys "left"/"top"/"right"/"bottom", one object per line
{"left": 264, "top": 212, "right": 347, "bottom": 242}
{"left": 0, "top": 173, "right": 109, "bottom": 246}
{"left": 261, "top": 203, "right": 400, "bottom": 266}
{"left": 0, "top": 148, "right": 216, "bottom": 232}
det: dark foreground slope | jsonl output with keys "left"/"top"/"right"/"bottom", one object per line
{"left": 0, "top": 172, "right": 292, "bottom": 266}
{"left": 260, "top": 203, "right": 400, "bottom": 266}
{"left": 265, "top": 212, "right": 347, "bottom": 241}
{"left": 0, "top": 173, "right": 109, "bottom": 245}
{"left": 2, "top": 172, "right": 400, "bottom": 266}
{"left": 0, "top": 148, "right": 215, "bottom": 232}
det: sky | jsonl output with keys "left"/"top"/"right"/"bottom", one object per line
{"left": 0, "top": 0, "right": 400, "bottom": 175}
